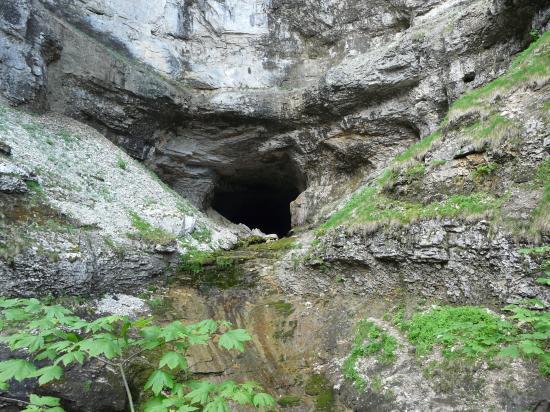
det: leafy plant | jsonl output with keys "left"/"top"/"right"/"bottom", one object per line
{"left": 0, "top": 298, "right": 274, "bottom": 412}
{"left": 343, "top": 320, "right": 397, "bottom": 389}
{"left": 473, "top": 162, "right": 498, "bottom": 178}
{"left": 401, "top": 304, "right": 550, "bottom": 375}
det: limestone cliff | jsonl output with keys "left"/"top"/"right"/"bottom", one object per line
{"left": 0, "top": 0, "right": 549, "bottom": 411}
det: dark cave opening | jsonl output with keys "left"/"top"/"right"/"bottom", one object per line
{"left": 211, "top": 163, "right": 303, "bottom": 238}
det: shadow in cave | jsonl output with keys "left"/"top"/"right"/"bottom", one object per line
{"left": 211, "top": 165, "right": 303, "bottom": 238}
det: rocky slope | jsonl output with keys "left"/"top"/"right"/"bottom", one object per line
{"left": 0, "top": 0, "right": 550, "bottom": 411}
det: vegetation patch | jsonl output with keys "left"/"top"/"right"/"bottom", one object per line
{"left": 531, "top": 158, "right": 550, "bottom": 234}
{"left": 127, "top": 211, "right": 175, "bottom": 245}
{"left": 178, "top": 250, "right": 246, "bottom": 289}
{"left": 0, "top": 297, "right": 274, "bottom": 412}
{"left": 267, "top": 300, "right": 294, "bottom": 317}
{"left": 243, "top": 237, "right": 297, "bottom": 253}
{"left": 343, "top": 320, "right": 397, "bottom": 390}
{"left": 449, "top": 31, "right": 550, "bottom": 114}
{"left": 401, "top": 304, "right": 550, "bottom": 376}
{"left": 322, "top": 188, "right": 502, "bottom": 230}
{"left": 318, "top": 32, "right": 550, "bottom": 233}
{"left": 277, "top": 395, "right": 302, "bottom": 407}
{"left": 473, "top": 161, "right": 498, "bottom": 178}
{"left": 304, "top": 374, "right": 334, "bottom": 411}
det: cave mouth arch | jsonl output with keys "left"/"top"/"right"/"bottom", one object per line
{"left": 211, "top": 161, "right": 304, "bottom": 238}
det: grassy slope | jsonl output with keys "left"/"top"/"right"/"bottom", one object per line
{"left": 320, "top": 32, "right": 550, "bottom": 233}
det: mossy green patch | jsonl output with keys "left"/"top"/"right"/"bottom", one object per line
{"left": 277, "top": 395, "right": 301, "bottom": 407}
{"left": 177, "top": 250, "right": 246, "bottom": 289}
{"left": 304, "top": 374, "right": 334, "bottom": 411}
{"left": 267, "top": 300, "right": 294, "bottom": 317}
{"left": 127, "top": 211, "right": 175, "bottom": 245}
{"left": 401, "top": 304, "right": 550, "bottom": 376}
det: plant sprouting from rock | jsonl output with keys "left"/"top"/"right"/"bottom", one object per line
{"left": 0, "top": 298, "right": 274, "bottom": 412}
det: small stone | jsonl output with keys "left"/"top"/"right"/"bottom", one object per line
{"left": 0, "top": 141, "right": 12, "bottom": 156}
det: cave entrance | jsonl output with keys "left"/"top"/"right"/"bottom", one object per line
{"left": 211, "top": 162, "right": 303, "bottom": 238}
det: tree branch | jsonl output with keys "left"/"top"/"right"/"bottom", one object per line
{"left": 118, "top": 364, "right": 136, "bottom": 412}
{"left": 0, "top": 395, "right": 30, "bottom": 405}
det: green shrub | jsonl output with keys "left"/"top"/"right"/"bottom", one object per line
{"left": 0, "top": 297, "right": 274, "bottom": 412}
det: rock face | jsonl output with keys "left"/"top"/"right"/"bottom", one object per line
{"left": 281, "top": 219, "right": 550, "bottom": 304}
{"left": 1, "top": 1, "right": 550, "bottom": 411}
{"left": 1, "top": 0, "right": 548, "bottom": 226}
{"left": 0, "top": 103, "right": 238, "bottom": 296}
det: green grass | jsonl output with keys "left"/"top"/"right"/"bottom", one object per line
{"left": 401, "top": 304, "right": 550, "bottom": 376}
{"left": 394, "top": 130, "right": 442, "bottom": 163}
{"left": 322, "top": 188, "right": 502, "bottom": 230}
{"left": 343, "top": 320, "right": 397, "bottom": 390}
{"left": 116, "top": 157, "right": 128, "bottom": 170}
{"left": 450, "top": 31, "right": 550, "bottom": 113}
{"left": 127, "top": 211, "right": 175, "bottom": 245}
{"left": 318, "top": 32, "right": 550, "bottom": 232}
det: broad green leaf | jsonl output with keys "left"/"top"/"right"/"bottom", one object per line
{"left": 203, "top": 396, "right": 229, "bottom": 412}
{"left": 0, "top": 381, "right": 8, "bottom": 390}
{"left": 178, "top": 406, "right": 198, "bottom": 412}
{"left": 143, "top": 397, "right": 168, "bottom": 412}
{"left": 3, "top": 308, "right": 30, "bottom": 321}
{"left": 0, "top": 298, "right": 23, "bottom": 308}
{"left": 192, "top": 320, "right": 218, "bottom": 335}
{"left": 159, "top": 351, "right": 187, "bottom": 370}
{"left": 0, "top": 359, "right": 37, "bottom": 381}
{"left": 185, "top": 381, "right": 214, "bottom": 405}
{"left": 161, "top": 322, "right": 188, "bottom": 342}
{"left": 187, "top": 333, "right": 209, "bottom": 346}
{"left": 252, "top": 393, "right": 275, "bottom": 408}
{"left": 34, "top": 365, "right": 63, "bottom": 385}
{"left": 144, "top": 370, "right": 174, "bottom": 396}
{"left": 35, "top": 349, "right": 58, "bottom": 361}
{"left": 29, "top": 394, "right": 61, "bottom": 406}
{"left": 231, "top": 390, "right": 252, "bottom": 405}
{"left": 79, "top": 337, "right": 120, "bottom": 359}
{"left": 536, "top": 277, "right": 550, "bottom": 285}
{"left": 57, "top": 351, "right": 85, "bottom": 366}
{"left": 43, "top": 305, "right": 72, "bottom": 320}
{"left": 218, "top": 329, "right": 251, "bottom": 352}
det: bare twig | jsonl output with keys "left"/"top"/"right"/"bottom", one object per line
{"left": 0, "top": 395, "right": 30, "bottom": 405}
{"left": 118, "top": 363, "right": 136, "bottom": 412}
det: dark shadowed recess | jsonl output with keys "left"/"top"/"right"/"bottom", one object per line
{"left": 211, "top": 158, "right": 304, "bottom": 238}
